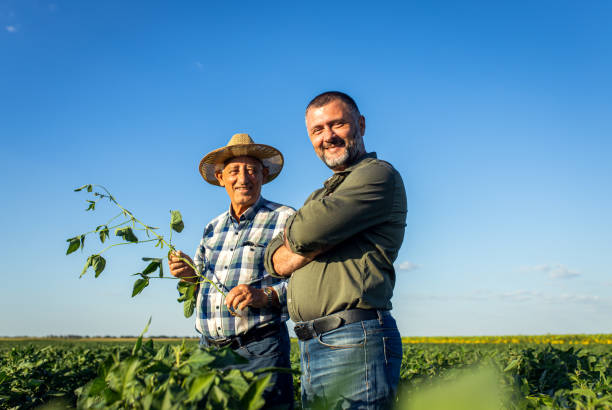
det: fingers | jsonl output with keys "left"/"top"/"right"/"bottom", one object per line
{"left": 168, "top": 260, "right": 189, "bottom": 273}
{"left": 226, "top": 284, "right": 255, "bottom": 310}
{"left": 168, "top": 259, "right": 190, "bottom": 270}
{"left": 225, "top": 285, "right": 245, "bottom": 309}
{"left": 167, "top": 250, "right": 196, "bottom": 281}
{"left": 168, "top": 250, "right": 194, "bottom": 265}
{"left": 170, "top": 265, "right": 194, "bottom": 278}
{"left": 232, "top": 293, "right": 252, "bottom": 311}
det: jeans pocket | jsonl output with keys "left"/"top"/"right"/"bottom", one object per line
{"left": 317, "top": 323, "right": 366, "bottom": 349}
{"left": 383, "top": 336, "right": 403, "bottom": 366}
{"left": 240, "top": 336, "right": 282, "bottom": 358}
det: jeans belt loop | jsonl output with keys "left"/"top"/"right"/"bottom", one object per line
{"left": 232, "top": 336, "right": 242, "bottom": 349}
{"left": 377, "top": 309, "right": 384, "bottom": 325}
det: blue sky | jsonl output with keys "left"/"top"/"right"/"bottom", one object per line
{"left": 1, "top": 0, "right": 611, "bottom": 337}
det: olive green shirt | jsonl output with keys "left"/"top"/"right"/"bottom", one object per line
{"left": 264, "top": 153, "right": 407, "bottom": 322}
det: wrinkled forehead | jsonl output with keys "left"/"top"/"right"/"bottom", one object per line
{"left": 305, "top": 99, "right": 358, "bottom": 124}
{"left": 217, "top": 156, "right": 264, "bottom": 172}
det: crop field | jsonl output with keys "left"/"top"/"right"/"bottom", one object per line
{"left": 1, "top": 335, "right": 611, "bottom": 409}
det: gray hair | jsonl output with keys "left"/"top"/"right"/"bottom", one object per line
{"left": 305, "top": 91, "right": 361, "bottom": 120}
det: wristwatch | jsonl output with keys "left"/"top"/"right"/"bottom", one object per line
{"left": 263, "top": 287, "right": 274, "bottom": 307}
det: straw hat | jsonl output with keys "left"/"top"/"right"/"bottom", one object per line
{"left": 199, "top": 133, "right": 284, "bottom": 186}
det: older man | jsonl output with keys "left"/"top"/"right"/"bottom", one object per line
{"left": 264, "top": 92, "right": 407, "bottom": 409}
{"left": 169, "top": 133, "right": 295, "bottom": 408}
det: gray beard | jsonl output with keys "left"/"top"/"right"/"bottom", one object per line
{"left": 321, "top": 139, "right": 364, "bottom": 170}
{"left": 318, "top": 125, "right": 365, "bottom": 170}
{"left": 321, "top": 147, "right": 350, "bottom": 169}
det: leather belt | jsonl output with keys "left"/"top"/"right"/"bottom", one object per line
{"left": 205, "top": 322, "right": 281, "bottom": 350}
{"left": 294, "top": 309, "right": 382, "bottom": 341}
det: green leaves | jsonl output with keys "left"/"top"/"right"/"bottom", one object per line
{"left": 65, "top": 236, "right": 82, "bottom": 255}
{"left": 187, "top": 373, "right": 216, "bottom": 402}
{"left": 132, "top": 277, "right": 149, "bottom": 297}
{"left": 80, "top": 258, "right": 91, "bottom": 277}
{"left": 170, "top": 210, "right": 184, "bottom": 233}
{"left": 240, "top": 374, "right": 272, "bottom": 410}
{"left": 132, "top": 316, "right": 152, "bottom": 356}
{"left": 7, "top": 334, "right": 612, "bottom": 410}
{"left": 80, "top": 255, "right": 106, "bottom": 278}
{"left": 504, "top": 358, "right": 522, "bottom": 372}
{"left": 184, "top": 298, "right": 196, "bottom": 318}
{"left": 115, "top": 226, "right": 138, "bottom": 243}
{"left": 177, "top": 281, "right": 196, "bottom": 302}
{"left": 92, "top": 255, "right": 106, "bottom": 277}
{"left": 96, "top": 225, "right": 110, "bottom": 243}
{"left": 142, "top": 257, "right": 163, "bottom": 277}
{"left": 177, "top": 280, "right": 197, "bottom": 318}
{"left": 74, "top": 184, "right": 93, "bottom": 192}
{"left": 67, "top": 185, "right": 230, "bottom": 324}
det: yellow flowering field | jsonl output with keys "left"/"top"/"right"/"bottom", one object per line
{"left": 402, "top": 334, "right": 612, "bottom": 345}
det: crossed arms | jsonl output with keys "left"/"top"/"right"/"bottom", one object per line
{"left": 265, "top": 161, "right": 395, "bottom": 277}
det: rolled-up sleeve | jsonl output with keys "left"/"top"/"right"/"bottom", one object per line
{"left": 286, "top": 162, "right": 396, "bottom": 255}
{"left": 264, "top": 231, "right": 286, "bottom": 278}
{"left": 270, "top": 281, "right": 287, "bottom": 306}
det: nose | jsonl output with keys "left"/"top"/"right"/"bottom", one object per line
{"left": 322, "top": 126, "right": 337, "bottom": 142}
{"left": 237, "top": 168, "right": 249, "bottom": 184}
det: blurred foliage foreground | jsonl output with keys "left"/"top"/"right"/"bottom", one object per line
{"left": 0, "top": 335, "right": 611, "bottom": 409}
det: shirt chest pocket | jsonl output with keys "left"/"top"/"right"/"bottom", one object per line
{"left": 239, "top": 241, "right": 267, "bottom": 281}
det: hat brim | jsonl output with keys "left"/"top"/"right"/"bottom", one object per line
{"left": 199, "top": 143, "right": 284, "bottom": 186}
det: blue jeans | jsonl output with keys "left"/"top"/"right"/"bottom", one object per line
{"left": 200, "top": 323, "right": 294, "bottom": 409}
{"left": 297, "top": 311, "right": 402, "bottom": 409}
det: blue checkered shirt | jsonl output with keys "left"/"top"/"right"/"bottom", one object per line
{"left": 193, "top": 196, "right": 295, "bottom": 339}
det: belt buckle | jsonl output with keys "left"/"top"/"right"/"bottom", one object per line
{"left": 208, "top": 337, "right": 232, "bottom": 348}
{"left": 294, "top": 323, "right": 314, "bottom": 341}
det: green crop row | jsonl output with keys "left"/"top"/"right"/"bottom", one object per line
{"left": 1, "top": 339, "right": 611, "bottom": 409}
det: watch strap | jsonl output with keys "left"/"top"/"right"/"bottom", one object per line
{"left": 263, "top": 287, "right": 274, "bottom": 307}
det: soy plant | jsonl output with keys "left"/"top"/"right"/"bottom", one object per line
{"left": 75, "top": 319, "right": 273, "bottom": 410}
{"left": 66, "top": 184, "right": 225, "bottom": 317}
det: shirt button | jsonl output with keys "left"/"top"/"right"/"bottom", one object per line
{"left": 224, "top": 266, "right": 228, "bottom": 269}
{"left": 230, "top": 248, "right": 234, "bottom": 251}
{"left": 234, "top": 231, "right": 239, "bottom": 235}
{"left": 216, "top": 305, "right": 220, "bottom": 309}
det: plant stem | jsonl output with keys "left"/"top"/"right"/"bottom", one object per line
{"left": 80, "top": 219, "right": 131, "bottom": 237}
{"left": 93, "top": 185, "right": 227, "bottom": 298}
{"left": 105, "top": 212, "right": 124, "bottom": 226}
{"left": 98, "top": 239, "right": 158, "bottom": 255}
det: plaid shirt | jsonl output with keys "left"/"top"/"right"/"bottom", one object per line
{"left": 193, "top": 196, "right": 295, "bottom": 339}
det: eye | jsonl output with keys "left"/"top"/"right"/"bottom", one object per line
{"left": 332, "top": 121, "right": 347, "bottom": 129}
{"left": 311, "top": 127, "right": 323, "bottom": 135}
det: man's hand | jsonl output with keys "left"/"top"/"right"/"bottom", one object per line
{"left": 271, "top": 245, "right": 313, "bottom": 277}
{"left": 270, "top": 231, "right": 320, "bottom": 277}
{"left": 168, "top": 250, "right": 197, "bottom": 283}
{"left": 226, "top": 284, "right": 272, "bottom": 310}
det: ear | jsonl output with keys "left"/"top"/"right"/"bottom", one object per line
{"left": 214, "top": 170, "right": 225, "bottom": 187}
{"left": 358, "top": 115, "right": 366, "bottom": 137}
{"left": 261, "top": 166, "right": 269, "bottom": 181}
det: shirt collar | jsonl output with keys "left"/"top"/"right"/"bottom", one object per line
{"left": 336, "top": 152, "right": 377, "bottom": 174}
{"left": 228, "top": 195, "right": 266, "bottom": 223}
{"left": 323, "top": 153, "right": 377, "bottom": 192}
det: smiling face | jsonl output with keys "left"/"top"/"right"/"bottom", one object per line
{"left": 215, "top": 156, "right": 268, "bottom": 218}
{"left": 305, "top": 99, "right": 366, "bottom": 171}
